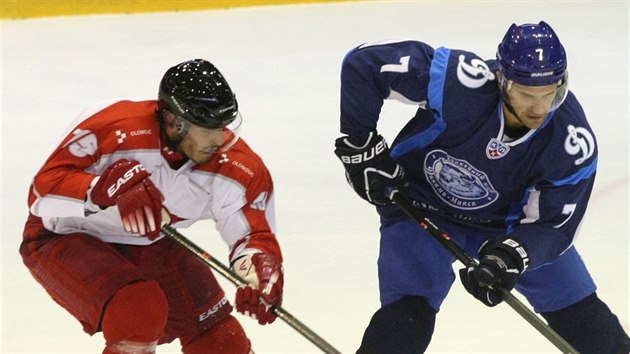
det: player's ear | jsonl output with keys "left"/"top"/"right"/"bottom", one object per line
{"left": 160, "top": 109, "right": 177, "bottom": 128}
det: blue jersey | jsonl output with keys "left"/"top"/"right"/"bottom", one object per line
{"left": 339, "top": 40, "right": 598, "bottom": 269}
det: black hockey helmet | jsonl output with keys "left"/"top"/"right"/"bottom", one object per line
{"left": 159, "top": 59, "right": 239, "bottom": 129}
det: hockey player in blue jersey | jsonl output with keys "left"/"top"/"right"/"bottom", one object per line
{"left": 334, "top": 21, "right": 629, "bottom": 354}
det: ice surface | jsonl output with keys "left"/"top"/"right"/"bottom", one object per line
{"left": 2, "top": 1, "right": 628, "bottom": 353}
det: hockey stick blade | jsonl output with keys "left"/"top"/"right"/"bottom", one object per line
{"left": 161, "top": 225, "right": 342, "bottom": 354}
{"left": 390, "top": 192, "right": 580, "bottom": 354}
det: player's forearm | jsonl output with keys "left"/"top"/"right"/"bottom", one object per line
{"left": 30, "top": 168, "right": 97, "bottom": 217}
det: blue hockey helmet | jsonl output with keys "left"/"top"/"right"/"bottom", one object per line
{"left": 497, "top": 21, "right": 569, "bottom": 110}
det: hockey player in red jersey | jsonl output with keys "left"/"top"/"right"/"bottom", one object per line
{"left": 20, "top": 59, "right": 283, "bottom": 354}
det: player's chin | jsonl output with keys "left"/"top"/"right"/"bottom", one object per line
{"left": 189, "top": 150, "right": 214, "bottom": 164}
{"left": 523, "top": 115, "right": 546, "bottom": 129}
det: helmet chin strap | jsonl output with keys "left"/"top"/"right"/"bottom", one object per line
{"left": 500, "top": 94, "right": 531, "bottom": 139}
{"left": 165, "top": 133, "right": 183, "bottom": 153}
{"left": 499, "top": 78, "right": 520, "bottom": 125}
{"left": 502, "top": 95, "right": 518, "bottom": 119}
{"left": 157, "top": 108, "right": 186, "bottom": 153}
{"left": 499, "top": 76, "right": 530, "bottom": 133}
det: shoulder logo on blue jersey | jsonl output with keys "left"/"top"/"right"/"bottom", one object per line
{"left": 486, "top": 138, "right": 510, "bottom": 159}
{"left": 564, "top": 124, "right": 595, "bottom": 165}
{"left": 456, "top": 55, "right": 495, "bottom": 89}
{"left": 424, "top": 150, "right": 498, "bottom": 210}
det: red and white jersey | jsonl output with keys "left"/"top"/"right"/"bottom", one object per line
{"left": 28, "top": 99, "right": 281, "bottom": 262}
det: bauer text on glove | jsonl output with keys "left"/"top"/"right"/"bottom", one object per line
{"left": 459, "top": 238, "right": 529, "bottom": 307}
{"left": 334, "top": 131, "right": 406, "bottom": 206}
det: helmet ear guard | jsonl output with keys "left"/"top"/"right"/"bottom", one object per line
{"left": 497, "top": 21, "right": 569, "bottom": 111}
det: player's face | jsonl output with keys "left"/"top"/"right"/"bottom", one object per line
{"left": 162, "top": 109, "right": 236, "bottom": 164}
{"left": 504, "top": 82, "right": 558, "bottom": 129}
{"left": 178, "top": 124, "right": 228, "bottom": 164}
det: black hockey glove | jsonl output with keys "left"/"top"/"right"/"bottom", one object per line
{"left": 459, "top": 238, "right": 529, "bottom": 307}
{"left": 334, "top": 131, "right": 406, "bottom": 206}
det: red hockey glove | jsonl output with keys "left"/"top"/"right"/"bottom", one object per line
{"left": 89, "top": 159, "right": 166, "bottom": 240}
{"left": 233, "top": 253, "right": 284, "bottom": 325}
{"left": 459, "top": 238, "right": 529, "bottom": 306}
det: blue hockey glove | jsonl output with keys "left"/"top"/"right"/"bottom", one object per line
{"left": 334, "top": 131, "right": 406, "bottom": 206}
{"left": 459, "top": 238, "right": 529, "bottom": 307}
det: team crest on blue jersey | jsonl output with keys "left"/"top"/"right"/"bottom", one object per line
{"left": 456, "top": 55, "right": 495, "bottom": 89}
{"left": 564, "top": 124, "right": 595, "bottom": 165}
{"left": 486, "top": 138, "right": 510, "bottom": 159}
{"left": 424, "top": 150, "right": 498, "bottom": 210}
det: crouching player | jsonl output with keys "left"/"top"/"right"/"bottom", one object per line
{"left": 20, "top": 59, "right": 283, "bottom": 353}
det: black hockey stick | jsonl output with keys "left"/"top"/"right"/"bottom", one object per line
{"left": 161, "top": 225, "right": 342, "bottom": 354}
{"left": 390, "top": 192, "right": 580, "bottom": 354}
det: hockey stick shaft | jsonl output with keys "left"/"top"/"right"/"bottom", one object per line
{"left": 161, "top": 225, "right": 342, "bottom": 354}
{"left": 390, "top": 192, "right": 580, "bottom": 354}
